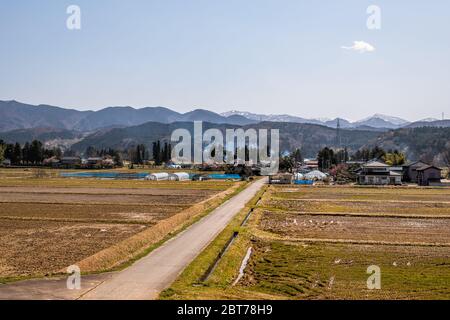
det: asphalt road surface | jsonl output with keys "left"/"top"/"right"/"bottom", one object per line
{"left": 79, "top": 177, "right": 267, "bottom": 300}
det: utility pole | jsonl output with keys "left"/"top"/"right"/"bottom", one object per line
{"left": 336, "top": 118, "right": 341, "bottom": 147}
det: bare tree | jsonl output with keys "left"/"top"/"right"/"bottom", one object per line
{"left": 443, "top": 149, "right": 450, "bottom": 167}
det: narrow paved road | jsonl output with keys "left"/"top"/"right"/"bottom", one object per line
{"left": 80, "top": 177, "right": 267, "bottom": 300}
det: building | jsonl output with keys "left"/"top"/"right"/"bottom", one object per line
{"left": 1, "top": 159, "right": 11, "bottom": 167}
{"left": 417, "top": 165, "right": 442, "bottom": 186}
{"left": 357, "top": 160, "right": 402, "bottom": 185}
{"left": 303, "top": 160, "right": 319, "bottom": 170}
{"left": 403, "top": 160, "right": 430, "bottom": 183}
{"left": 43, "top": 156, "right": 60, "bottom": 168}
{"left": 86, "top": 157, "right": 103, "bottom": 168}
{"left": 101, "top": 158, "right": 115, "bottom": 168}
{"left": 269, "top": 173, "right": 293, "bottom": 184}
{"left": 60, "top": 156, "right": 81, "bottom": 168}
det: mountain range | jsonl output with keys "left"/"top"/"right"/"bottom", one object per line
{"left": 0, "top": 100, "right": 255, "bottom": 133}
{"left": 1, "top": 100, "right": 449, "bottom": 164}
{"left": 1, "top": 100, "right": 448, "bottom": 133}
{"left": 221, "top": 111, "right": 427, "bottom": 130}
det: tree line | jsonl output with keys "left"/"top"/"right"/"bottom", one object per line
{"left": 317, "top": 147, "right": 349, "bottom": 171}
{"left": 317, "top": 146, "right": 407, "bottom": 171}
{"left": 84, "top": 140, "right": 173, "bottom": 165}
{"left": 0, "top": 139, "right": 62, "bottom": 165}
{"left": 84, "top": 146, "right": 123, "bottom": 165}
{"left": 351, "top": 147, "right": 406, "bottom": 166}
{"left": 0, "top": 139, "right": 175, "bottom": 166}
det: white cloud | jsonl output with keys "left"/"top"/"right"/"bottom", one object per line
{"left": 341, "top": 41, "right": 375, "bottom": 53}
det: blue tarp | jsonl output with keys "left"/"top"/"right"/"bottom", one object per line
{"left": 207, "top": 174, "right": 241, "bottom": 180}
{"left": 294, "top": 179, "right": 314, "bottom": 185}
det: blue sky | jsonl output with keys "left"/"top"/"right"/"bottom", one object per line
{"left": 0, "top": 0, "right": 449, "bottom": 121}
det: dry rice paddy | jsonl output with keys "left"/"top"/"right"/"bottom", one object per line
{"left": 164, "top": 185, "right": 450, "bottom": 300}
{"left": 0, "top": 169, "right": 236, "bottom": 280}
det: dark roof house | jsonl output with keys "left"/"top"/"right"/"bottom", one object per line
{"left": 403, "top": 160, "right": 430, "bottom": 183}
{"left": 417, "top": 165, "right": 442, "bottom": 186}
{"left": 60, "top": 156, "right": 81, "bottom": 165}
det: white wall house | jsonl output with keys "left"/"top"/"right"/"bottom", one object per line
{"left": 357, "top": 160, "right": 402, "bottom": 185}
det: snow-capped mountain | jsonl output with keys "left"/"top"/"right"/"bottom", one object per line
{"left": 220, "top": 111, "right": 321, "bottom": 124}
{"left": 221, "top": 111, "right": 411, "bottom": 129}
{"left": 419, "top": 117, "right": 440, "bottom": 122}
{"left": 312, "top": 117, "right": 332, "bottom": 122}
{"left": 356, "top": 114, "right": 410, "bottom": 126}
{"left": 324, "top": 118, "right": 353, "bottom": 128}
{"left": 353, "top": 114, "right": 410, "bottom": 129}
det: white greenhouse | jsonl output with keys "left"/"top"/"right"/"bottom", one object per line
{"left": 145, "top": 172, "right": 169, "bottom": 181}
{"left": 304, "top": 170, "right": 327, "bottom": 180}
{"left": 294, "top": 173, "right": 304, "bottom": 180}
{"left": 168, "top": 172, "right": 190, "bottom": 181}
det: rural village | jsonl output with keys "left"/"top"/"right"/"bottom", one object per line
{"left": 0, "top": 132, "right": 449, "bottom": 300}
{"left": 1, "top": 1, "right": 450, "bottom": 308}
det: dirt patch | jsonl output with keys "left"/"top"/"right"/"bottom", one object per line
{"left": 0, "top": 202, "right": 187, "bottom": 223}
{"left": 0, "top": 179, "right": 240, "bottom": 280}
{"left": 0, "top": 186, "right": 217, "bottom": 196}
{"left": 266, "top": 199, "right": 450, "bottom": 216}
{"left": 0, "top": 220, "right": 145, "bottom": 278}
{"left": 0, "top": 192, "right": 209, "bottom": 205}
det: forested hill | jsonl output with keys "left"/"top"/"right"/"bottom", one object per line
{"left": 365, "top": 127, "right": 450, "bottom": 164}
{"left": 2, "top": 121, "right": 449, "bottom": 164}
{"left": 69, "top": 121, "right": 381, "bottom": 158}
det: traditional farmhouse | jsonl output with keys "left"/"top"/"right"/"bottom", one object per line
{"left": 357, "top": 160, "right": 402, "bottom": 185}
{"left": 417, "top": 165, "right": 442, "bottom": 186}
{"left": 86, "top": 157, "right": 103, "bottom": 168}
{"left": 60, "top": 156, "right": 81, "bottom": 168}
{"left": 101, "top": 158, "right": 115, "bottom": 168}
{"left": 43, "top": 156, "right": 60, "bottom": 168}
{"left": 403, "top": 160, "right": 430, "bottom": 183}
{"left": 303, "top": 159, "right": 319, "bottom": 170}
